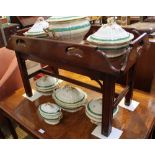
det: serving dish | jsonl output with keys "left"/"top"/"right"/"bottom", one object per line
{"left": 44, "top": 16, "right": 91, "bottom": 42}
{"left": 87, "top": 17, "right": 134, "bottom": 58}
{"left": 52, "top": 85, "right": 87, "bottom": 112}
{"left": 85, "top": 98, "right": 119, "bottom": 124}
{"left": 38, "top": 102, "right": 62, "bottom": 125}
{"left": 23, "top": 17, "right": 49, "bottom": 37}
{"left": 35, "top": 75, "right": 60, "bottom": 94}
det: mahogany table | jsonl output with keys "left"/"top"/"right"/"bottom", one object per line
{"left": 0, "top": 70, "right": 154, "bottom": 139}
{"left": 6, "top": 25, "right": 148, "bottom": 137}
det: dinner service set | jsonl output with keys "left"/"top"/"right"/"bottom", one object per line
{"left": 24, "top": 16, "right": 134, "bottom": 58}
{"left": 38, "top": 82, "right": 119, "bottom": 125}
{"left": 24, "top": 17, "right": 130, "bottom": 125}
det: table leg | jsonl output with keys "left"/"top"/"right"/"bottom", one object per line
{"left": 101, "top": 75, "right": 115, "bottom": 137}
{"left": 125, "top": 64, "right": 136, "bottom": 106}
{"left": 0, "top": 128, "right": 5, "bottom": 139}
{"left": 15, "top": 51, "right": 32, "bottom": 97}
{"left": 5, "top": 117, "right": 18, "bottom": 139}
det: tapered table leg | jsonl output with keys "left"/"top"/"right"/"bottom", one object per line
{"left": 5, "top": 117, "right": 18, "bottom": 139}
{"left": 101, "top": 75, "right": 115, "bottom": 137}
{"left": 125, "top": 64, "right": 136, "bottom": 106}
{"left": 0, "top": 128, "right": 5, "bottom": 139}
{"left": 15, "top": 51, "right": 32, "bottom": 97}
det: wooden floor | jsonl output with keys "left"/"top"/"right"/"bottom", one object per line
{"left": 0, "top": 70, "right": 155, "bottom": 138}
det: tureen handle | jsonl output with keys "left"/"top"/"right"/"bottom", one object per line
{"left": 37, "top": 17, "right": 45, "bottom": 22}
{"left": 43, "top": 75, "right": 48, "bottom": 81}
{"left": 43, "top": 28, "right": 58, "bottom": 39}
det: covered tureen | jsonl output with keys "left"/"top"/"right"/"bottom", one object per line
{"left": 52, "top": 85, "right": 87, "bottom": 112}
{"left": 87, "top": 17, "right": 134, "bottom": 58}
{"left": 24, "top": 17, "right": 49, "bottom": 37}
{"left": 85, "top": 98, "right": 119, "bottom": 125}
{"left": 38, "top": 102, "right": 62, "bottom": 125}
{"left": 44, "top": 16, "right": 91, "bottom": 42}
{"left": 35, "top": 75, "right": 60, "bottom": 95}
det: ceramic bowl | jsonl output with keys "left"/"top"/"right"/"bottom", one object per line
{"left": 85, "top": 98, "right": 119, "bottom": 125}
{"left": 45, "top": 16, "right": 91, "bottom": 43}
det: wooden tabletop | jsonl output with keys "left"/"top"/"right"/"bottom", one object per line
{"left": 0, "top": 70, "right": 154, "bottom": 139}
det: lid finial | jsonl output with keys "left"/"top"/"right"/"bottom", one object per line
{"left": 107, "top": 17, "right": 115, "bottom": 25}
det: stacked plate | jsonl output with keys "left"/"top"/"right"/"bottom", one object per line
{"left": 35, "top": 75, "right": 60, "bottom": 95}
{"left": 23, "top": 17, "right": 49, "bottom": 38}
{"left": 87, "top": 17, "right": 134, "bottom": 58}
{"left": 52, "top": 85, "right": 87, "bottom": 112}
{"left": 38, "top": 102, "right": 62, "bottom": 125}
{"left": 85, "top": 98, "right": 119, "bottom": 125}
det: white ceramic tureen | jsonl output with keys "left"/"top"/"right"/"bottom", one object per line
{"left": 85, "top": 98, "right": 119, "bottom": 125}
{"left": 44, "top": 16, "right": 91, "bottom": 42}
{"left": 87, "top": 17, "right": 134, "bottom": 58}
{"left": 38, "top": 102, "right": 62, "bottom": 125}
{"left": 35, "top": 75, "right": 60, "bottom": 94}
{"left": 23, "top": 17, "right": 49, "bottom": 37}
{"left": 52, "top": 85, "right": 87, "bottom": 112}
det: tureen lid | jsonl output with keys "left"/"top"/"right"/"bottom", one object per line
{"left": 87, "top": 98, "right": 102, "bottom": 116}
{"left": 54, "top": 85, "right": 85, "bottom": 104}
{"left": 24, "top": 17, "right": 49, "bottom": 35}
{"left": 86, "top": 98, "right": 119, "bottom": 117}
{"left": 47, "top": 16, "right": 87, "bottom": 22}
{"left": 39, "top": 103, "right": 60, "bottom": 114}
{"left": 36, "top": 75, "right": 58, "bottom": 87}
{"left": 87, "top": 17, "right": 134, "bottom": 45}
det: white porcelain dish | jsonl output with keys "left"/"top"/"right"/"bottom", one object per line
{"left": 24, "top": 17, "right": 49, "bottom": 37}
{"left": 53, "top": 85, "right": 87, "bottom": 104}
{"left": 87, "top": 17, "right": 134, "bottom": 58}
{"left": 52, "top": 85, "right": 87, "bottom": 112}
{"left": 85, "top": 98, "right": 119, "bottom": 124}
{"left": 35, "top": 75, "right": 60, "bottom": 93}
{"left": 87, "top": 17, "right": 134, "bottom": 45}
{"left": 45, "top": 16, "right": 91, "bottom": 42}
{"left": 38, "top": 102, "right": 63, "bottom": 125}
